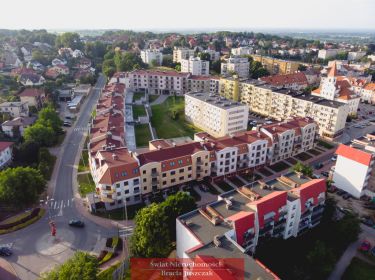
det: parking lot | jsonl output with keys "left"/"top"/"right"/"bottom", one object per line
{"left": 248, "top": 112, "right": 275, "bottom": 127}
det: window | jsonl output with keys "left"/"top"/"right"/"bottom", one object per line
{"left": 133, "top": 179, "right": 139, "bottom": 185}
{"left": 124, "top": 181, "right": 128, "bottom": 186}
{"left": 126, "top": 197, "right": 130, "bottom": 202}
{"left": 116, "top": 183, "right": 120, "bottom": 188}
{"left": 162, "top": 163, "right": 166, "bottom": 168}
{"left": 163, "top": 181, "right": 167, "bottom": 185}
{"left": 171, "top": 179, "right": 176, "bottom": 183}
{"left": 134, "top": 187, "right": 140, "bottom": 193}
{"left": 179, "top": 168, "right": 184, "bottom": 173}
{"left": 170, "top": 161, "right": 176, "bottom": 167}
{"left": 162, "top": 173, "right": 166, "bottom": 177}
{"left": 170, "top": 170, "right": 176, "bottom": 175}
{"left": 179, "top": 176, "right": 184, "bottom": 181}
{"left": 134, "top": 195, "right": 141, "bottom": 201}
{"left": 115, "top": 172, "right": 119, "bottom": 178}
{"left": 121, "top": 171, "right": 127, "bottom": 176}
{"left": 142, "top": 170, "right": 146, "bottom": 174}
{"left": 117, "top": 200, "right": 122, "bottom": 204}
{"left": 124, "top": 190, "right": 129, "bottom": 194}
{"left": 188, "top": 166, "right": 192, "bottom": 171}
{"left": 117, "top": 192, "right": 121, "bottom": 196}
{"left": 106, "top": 185, "right": 111, "bottom": 191}
{"left": 143, "top": 178, "right": 147, "bottom": 183}
{"left": 144, "top": 186, "right": 147, "bottom": 190}
{"left": 178, "top": 159, "right": 183, "bottom": 165}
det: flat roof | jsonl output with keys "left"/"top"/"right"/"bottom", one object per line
{"left": 186, "top": 92, "right": 245, "bottom": 110}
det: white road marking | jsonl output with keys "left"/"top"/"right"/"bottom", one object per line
{"left": 67, "top": 199, "right": 70, "bottom": 207}
{"left": 54, "top": 201, "right": 58, "bottom": 209}
{"left": 60, "top": 201, "right": 64, "bottom": 209}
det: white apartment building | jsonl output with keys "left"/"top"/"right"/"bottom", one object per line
{"left": 1, "top": 116, "right": 36, "bottom": 137}
{"left": 0, "top": 102, "right": 29, "bottom": 118}
{"left": 202, "top": 49, "right": 221, "bottom": 61}
{"left": 0, "top": 142, "right": 13, "bottom": 169}
{"left": 173, "top": 47, "right": 195, "bottom": 63}
{"left": 185, "top": 92, "right": 248, "bottom": 138}
{"left": 221, "top": 56, "right": 250, "bottom": 79}
{"left": 140, "top": 49, "right": 163, "bottom": 66}
{"left": 318, "top": 49, "right": 339, "bottom": 60}
{"left": 176, "top": 172, "right": 326, "bottom": 274}
{"left": 348, "top": 51, "right": 366, "bottom": 61}
{"left": 220, "top": 77, "right": 349, "bottom": 139}
{"left": 181, "top": 57, "right": 209, "bottom": 76}
{"left": 231, "top": 46, "right": 253, "bottom": 56}
{"left": 333, "top": 140, "right": 375, "bottom": 199}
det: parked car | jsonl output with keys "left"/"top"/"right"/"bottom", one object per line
{"left": 342, "top": 193, "right": 352, "bottom": 200}
{"left": 68, "top": 219, "right": 85, "bottom": 228}
{"left": 314, "top": 162, "right": 324, "bottom": 169}
{"left": 312, "top": 173, "right": 321, "bottom": 179}
{"left": 331, "top": 155, "right": 337, "bottom": 161}
{"left": 0, "top": 247, "right": 12, "bottom": 256}
{"left": 63, "top": 121, "right": 72, "bottom": 127}
{"left": 359, "top": 240, "right": 371, "bottom": 252}
{"left": 360, "top": 217, "right": 375, "bottom": 228}
{"left": 321, "top": 171, "right": 329, "bottom": 177}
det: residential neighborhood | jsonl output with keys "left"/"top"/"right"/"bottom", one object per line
{"left": 0, "top": 1, "right": 375, "bottom": 280}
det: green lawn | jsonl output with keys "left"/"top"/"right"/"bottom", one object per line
{"left": 295, "top": 152, "right": 312, "bottom": 161}
{"left": 215, "top": 181, "right": 234, "bottom": 192}
{"left": 135, "top": 124, "right": 152, "bottom": 147}
{"left": 151, "top": 96, "right": 201, "bottom": 139}
{"left": 133, "top": 92, "right": 145, "bottom": 101}
{"left": 148, "top": 94, "right": 159, "bottom": 103}
{"left": 343, "top": 257, "right": 375, "bottom": 280}
{"left": 94, "top": 203, "right": 145, "bottom": 220}
{"left": 268, "top": 161, "right": 290, "bottom": 173}
{"left": 78, "top": 173, "right": 96, "bottom": 197}
{"left": 317, "top": 140, "right": 335, "bottom": 149}
{"left": 78, "top": 150, "right": 90, "bottom": 172}
{"left": 132, "top": 105, "right": 146, "bottom": 119}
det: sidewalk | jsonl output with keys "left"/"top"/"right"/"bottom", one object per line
{"left": 0, "top": 259, "right": 18, "bottom": 280}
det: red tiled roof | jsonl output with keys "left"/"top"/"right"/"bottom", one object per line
{"left": 0, "top": 141, "right": 13, "bottom": 152}
{"left": 19, "top": 88, "right": 45, "bottom": 97}
{"left": 364, "top": 83, "right": 375, "bottom": 91}
{"left": 260, "top": 72, "right": 308, "bottom": 86}
{"left": 335, "top": 144, "right": 373, "bottom": 166}
{"left": 294, "top": 179, "right": 326, "bottom": 212}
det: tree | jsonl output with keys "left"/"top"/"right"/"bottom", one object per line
{"left": 306, "top": 241, "right": 336, "bottom": 279}
{"left": 250, "top": 61, "right": 270, "bottom": 79}
{"left": 0, "top": 167, "right": 46, "bottom": 208}
{"left": 130, "top": 203, "right": 172, "bottom": 258}
{"left": 38, "top": 147, "right": 55, "bottom": 180}
{"left": 292, "top": 162, "right": 313, "bottom": 177}
{"left": 38, "top": 106, "right": 63, "bottom": 135}
{"left": 161, "top": 192, "right": 196, "bottom": 241}
{"left": 24, "top": 123, "right": 56, "bottom": 146}
{"left": 150, "top": 59, "right": 158, "bottom": 68}
{"left": 55, "top": 32, "right": 83, "bottom": 50}
{"left": 40, "top": 251, "right": 99, "bottom": 280}
{"left": 102, "top": 59, "right": 116, "bottom": 77}
{"left": 13, "top": 141, "right": 40, "bottom": 166}
{"left": 198, "top": 52, "right": 211, "bottom": 61}
{"left": 175, "top": 63, "right": 181, "bottom": 72}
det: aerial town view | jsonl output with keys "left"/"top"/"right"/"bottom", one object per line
{"left": 0, "top": 0, "right": 375, "bottom": 279}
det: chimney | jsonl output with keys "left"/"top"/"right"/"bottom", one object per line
{"left": 112, "top": 153, "right": 118, "bottom": 160}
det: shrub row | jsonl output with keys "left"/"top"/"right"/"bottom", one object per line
{"left": 0, "top": 208, "right": 41, "bottom": 230}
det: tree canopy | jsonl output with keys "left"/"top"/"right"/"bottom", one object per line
{"left": 292, "top": 161, "right": 313, "bottom": 177}
{"left": 55, "top": 32, "right": 83, "bottom": 50}
{"left": 40, "top": 251, "right": 99, "bottom": 280}
{"left": 0, "top": 167, "right": 46, "bottom": 208}
{"left": 24, "top": 123, "right": 56, "bottom": 147}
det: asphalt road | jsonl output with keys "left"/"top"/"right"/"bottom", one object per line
{"left": 0, "top": 74, "right": 117, "bottom": 280}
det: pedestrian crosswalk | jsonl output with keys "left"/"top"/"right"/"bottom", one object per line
{"left": 48, "top": 198, "right": 75, "bottom": 210}
{"left": 119, "top": 226, "right": 134, "bottom": 238}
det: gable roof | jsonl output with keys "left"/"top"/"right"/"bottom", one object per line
{"left": 19, "top": 88, "right": 45, "bottom": 97}
{"left": 0, "top": 141, "right": 13, "bottom": 152}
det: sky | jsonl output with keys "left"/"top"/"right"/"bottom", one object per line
{"left": 1, "top": 0, "right": 375, "bottom": 31}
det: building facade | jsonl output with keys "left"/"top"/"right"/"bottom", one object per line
{"left": 231, "top": 46, "right": 253, "bottom": 56}
{"left": 0, "top": 102, "right": 29, "bottom": 118}
{"left": 181, "top": 57, "right": 209, "bottom": 76}
{"left": 221, "top": 57, "right": 250, "bottom": 79}
{"left": 185, "top": 92, "right": 248, "bottom": 137}
{"left": 333, "top": 139, "right": 375, "bottom": 199}
{"left": 140, "top": 49, "right": 163, "bottom": 65}
{"left": 176, "top": 173, "right": 326, "bottom": 278}
{"left": 0, "top": 142, "right": 13, "bottom": 169}
{"left": 251, "top": 55, "right": 299, "bottom": 75}
{"left": 173, "top": 47, "right": 196, "bottom": 63}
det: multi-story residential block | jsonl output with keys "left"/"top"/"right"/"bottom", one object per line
{"left": 312, "top": 63, "right": 360, "bottom": 115}
{"left": 221, "top": 56, "right": 250, "bottom": 79}
{"left": 220, "top": 77, "right": 349, "bottom": 139}
{"left": 231, "top": 46, "right": 253, "bottom": 56}
{"left": 251, "top": 55, "right": 299, "bottom": 75}
{"left": 0, "top": 142, "right": 13, "bottom": 169}
{"left": 176, "top": 172, "right": 326, "bottom": 278}
{"left": 202, "top": 49, "right": 220, "bottom": 61}
{"left": 318, "top": 49, "right": 339, "bottom": 60}
{"left": 140, "top": 49, "right": 163, "bottom": 65}
{"left": 181, "top": 57, "right": 209, "bottom": 76}
{"left": 185, "top": 92, "right": 248, "bottom": 137}
{"left": 173, "top": 47, "right": 195, "bottom": 63}
{"left": 333, "top": 138, "right": 375, "bottom": 199}
{"left": 260, "top": 72, "right": 309, "bottom": 90}
{"left": 19, "top": 88, "right": 46, "bottom": 109}
{"left": 124, "top": 70, "right": 220, "bottom": 95}
{"left": 0, "top": 101, "right": 29, "bottom": 118}
{"left": 348, "top": 51, "right": 366, "bottom": 61}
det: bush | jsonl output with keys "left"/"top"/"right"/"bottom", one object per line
{"left": 0, "top": 208, "right": 45, "bottom": 234}
{"left": 106, "top": 237, "right": 113, "bottom": 248}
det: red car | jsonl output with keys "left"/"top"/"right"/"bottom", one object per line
{"left": 359, "top": 240, "right": 371, "bottom": 252}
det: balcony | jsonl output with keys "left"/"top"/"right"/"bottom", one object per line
{"left": 259, "top": 224, "right": 273, "bottom": 235}
{"left": 273, "top": 226, "right": 285, "bottom": 235}
{"left": 151, "top": 171, "right": 159, "bottom": 178}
